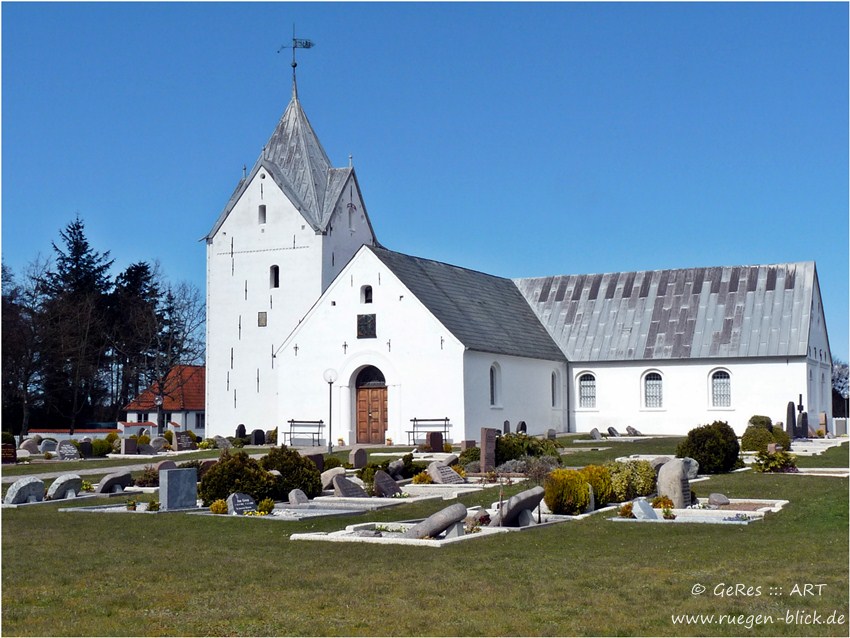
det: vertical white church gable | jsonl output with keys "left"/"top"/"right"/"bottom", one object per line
{"left": 277, "top": 247, "right": 466, "bottom": 446}
{"left": 321, "top": 174, "right": 376, "bottom": 291}
{"left": 806, "top": 275, "right": 833, "bottom": 423}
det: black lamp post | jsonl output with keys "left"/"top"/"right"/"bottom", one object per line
{"left": 323, "top": 368, "right": 338, "bottom": 454}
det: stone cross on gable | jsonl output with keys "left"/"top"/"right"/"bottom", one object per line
{"left": 293, "top": 344, "right": 299, "bottom": 356}
{"left": 343, "top": 342, "right": 348, "bottom": 354}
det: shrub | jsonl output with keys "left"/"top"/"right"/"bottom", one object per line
{"left": 748, "top": 415, "right": 773, "bottom": 430}
{"left": 397, "top": 453, "right": 427, "bottom": 479}
{"left": 105, "top": 431, "right": 119, "bottom": 444}
{"left": 134, "top": 466, "right": 159, "bottom": 487}
{"left": 580, "top": 465, "right": 613, "bottom": 507}
{"left": 652, "top": 495, "right": 674, "bottom": 509}
{"left": 496, "top": 433, "right": 560, "bottom": 466}
{"left": 323, "top": 456, "right": 343, "bottom": 470}
{"left": 259, "top": 445, "right": 322, "bottom": 499}
{"left": 91, "top": 438, "right": 112, "bottom": 457}
{"left": 604, "top": 460, "right": 656, "bottom": 502}
{"left": 356, "top": 462, "right": 386, "bottom": 494}
{"left": 412, "top": 471, "right": 433, "bottom": 484}
{"left": 2, "top": 431, "right": 16, "bottom": 446}
{"left": 209, "top": 499, "right": 228, "bottom": 514}
{"left": 451, "top": 465, "right": 466, "bottom": 478}
{"left": 524, "top": 455, "right": 561, "bottom": 485}
{"left": 266, "top": 428, "right": 278, "bottom": 445}
{"left": 198, "top": 451, "right": 278, "bottom": 505}
{"left": 137, "top": 435, "right": 151, "bottom": 446}
{"left": 497, "top": 459, "right": 528, "bottom": 474}
{"left": 772, "top": 428, "right": 791, "bottom": 451}
{"left": 543, "top": 468, "right": 590, "bottom": 514}
{"left": 741, "top": 425, "right": 774, "bottom": 452}
{"left": 443, "top": 442, "right": 453, "bottom": 453}
{"left": 257, "top": 497, "right": 275, "bottom": 514}
{"left": 676, "top": 421, "right": 740, "bottom": 474}
{"left": 753, "top": 450, "right": 798, "bottom": 473}
{"left": 81, "top": 480, "right": 94, "bottom": 492}
{"left": 147, "top": 500, "right": 160, "bottom": 512}
{"left": 163, "top": 431, "right": 174, "bottom": 444}
{"left": 226, "top": 436, "right": 245, "bottom": 449}
{"left": 43, "top": 452, "right": 54, "bottom": 460}
{"left": 198, "top": 439, "right": 216, "bottom": 450}
{"left": 187, "top": 430, "right": 199, "bottom": 443}
{"left": 458, "top": 447, "right": 480, "bottom": 466}
{"left": 618, "top": 502, "right": 635, "bottom": 518}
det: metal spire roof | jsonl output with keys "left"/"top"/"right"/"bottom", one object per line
{"left": 206, "top": 95, "right": 354, "bottom": 239}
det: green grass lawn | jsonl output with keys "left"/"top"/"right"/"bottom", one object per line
{"left": 2, "top": 442, "right": 848, "bottom": 636}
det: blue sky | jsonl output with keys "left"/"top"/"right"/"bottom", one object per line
{"left": 3, "top": 2, "right": 848, "bottom": 359}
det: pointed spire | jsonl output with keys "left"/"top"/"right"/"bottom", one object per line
{"left": 278, "top": 28, "right": 313, "bottom": 101}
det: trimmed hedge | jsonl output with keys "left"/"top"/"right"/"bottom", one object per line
{"left": 676, "top": 421, "right": 740, "bottom": 474}
{"left": 544, "top": 469, "right": 590, "bottom": 514}
{"left": 259, "top": 445, "right": 322, "bottom": 499}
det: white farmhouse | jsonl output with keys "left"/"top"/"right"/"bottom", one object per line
{"left": 205, "top": 81, "right": 833, "bottom": 442}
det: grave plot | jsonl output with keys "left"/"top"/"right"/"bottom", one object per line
{"left": 60, "top": 468, "right": 203, "bottom": 514}
{"left": 609, "top": 496, "right": 789, "bottom": 525}
{"left": 190, "top": 491, "right": 370, "bottom": 521}
{"left": 2, "top": 474, "right": 109, "bottom": 508}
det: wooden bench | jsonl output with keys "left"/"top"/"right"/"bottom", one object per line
{"left": 283, "top": 420, "right": 325, "bottom": 446}
{"left": 406, "top": 417, "right": 451, "bottom": 445}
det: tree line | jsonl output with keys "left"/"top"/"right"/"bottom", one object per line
{"left": 2, "top": 217, "right": 204, "bottom": 435}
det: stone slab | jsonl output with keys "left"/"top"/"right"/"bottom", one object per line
{"left": 427, "top": 461, "right": 465, "bottom": 485}
{"left": 4, "top": 476, "right": 45, "bottom": 504}
{"left": 56, "top": 440, "right": 81, "bottom": 461}
{"left": 96, "top": 471, "right": 133, "bottom": 494}
{"left": 46, "top": 474, "right": 83, "bottom": 500}
{"left": 373, "top": 470, "right": 402, "bottom": 498}
{"left": 227, "top": 492, "right": 256, "bottom": 515}
{"left": 333, "top": 475, "right": 369, "bottom": 498}
{"left": 160, "top": 468, "right": 198, "bottom": 511}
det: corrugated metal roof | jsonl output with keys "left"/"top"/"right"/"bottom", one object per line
{"left": 514, "top": 262, "right": 815, "bottom": 361}
{"left": 369, "top": 246, "right": 566, "bottom": 362}
{"left": 206, "top": 97, "right": 352, "bottom": 240}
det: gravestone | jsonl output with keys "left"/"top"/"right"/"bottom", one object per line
{"left": 403, "top": 502, "right": 468, "bottom": 539}
{"left": 4, "top": 476, "right": 45, "bottom": 504}
{"left": 321, "top": 467, "right": 346, "bottom": 490}
{"left": 632, "top": 498, "right": 658, "bottom": 520}
{"left": 155, "top": 460, "right": 177, "bottom": 473}
{"left": 137, "top": 443, "right": 156, "bottom": 455}
{"left": 289, "top": 488, "right": 309, "bottom": 505}
{"left": 586, "top": 483, "right": 595, "bottom": 512}
{"left": 121, "top": 438, "right": 138, "bottom": 455}
{"left": 656, "top": 459, "right": 691, "bottom": 509}
{"left": 198, "top": 459, "right": 217, "bottom": 479}
{"left": 214, "top": 435, "right": 232, "bottom": 450}
{"left": 589, "top": 428, "right": 602, "bottom": 441}
{"left": 708, "top": 493, "right": 730, "bottom": 506}
{"left": 626, "top": 426, "right": 642, "bottom": 436}
{"left": 460, "top": 440, "right": 476, "bottom": 451}
{"left": 150, "top": 437, "right": 168, "bottom": 453}
{"left": 19, "top": 439, "right": 40, "bottom": 455}
{"left": 46, "top": 473, "right": 83, "bottom": 500}
{"left": 443, "top": 453, "right": 459, "bottom": 466}
{"left": 304, "top": 453, "right": 324, "bottom": 472}
{"left": 503, "top": 420, "right": 510, "bottom": 434}
{"left": 226, "top": 492, "right": 256, "bottom": 515}
{"left": 480, "top": 428, "right": 498, "bottom": 472}
{"left": 682, "top": 457, "right": 700, "bottom": 479}
{"left": 607, "top": 427, "right": 620, "bottom": 437}
{"left": 96, "top": 471, "right": 133, "bottom": 494}
{"left": 516, "top": 421, "right": 527, "bottom": 434}
{"left": 174, "top": 431, "right": 195, "bottom": 451}
{"left": 373, "top": 470, "right": 402, "bottom": 497}
{"left": 2, "top": 444, "right": 17, "bottom": 464}
{"left": 488, "top": 486, "right": 545, "bottom": 527}
{"left": 332, "top": 475, "right": 369, "bottom": 498}
{"left": 799, "top": 412, "right": 810, "bottom": 439}
{"left": 786, "top": 401, "right": 796, "bottom": 439}
{"left": 547, "top": 429, "right": 557, "bottom": 440}
{"left": 39, "top": 439, "right": 57, "bottom": 454}
{"left": 349, "top": 447, "right": 367, "bottom": 469}
{"left": 650, "top": 456, "right": 672, "bottom": 476}
{"left": 79, "top": 441, "right": 94, "bottom": 458}
{"left": 425, "top": 431, "right": 443, "bottom": 453}
{"left": 387, "top": 458, "right": 404, "bottom": 479}
{"left": 16, "top": 449, "right": 31, "bottom": 459}
{"left": 56, "top": 441, "right": 81, "bottom": 461}
{"left": 160, "top": 468, "right": 198, "bottom": 511}
{"left": 235, "top": 424, "right": 246, "bottom": 439}
{"left": 250, "top": 429, "right": 266, "bottom": 445}
{"left": 427, "top": 461, "right": 465, "bottom": 485}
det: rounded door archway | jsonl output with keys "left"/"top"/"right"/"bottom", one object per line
{"left": 355, "top": 366, "right": 388, "bottom": 444}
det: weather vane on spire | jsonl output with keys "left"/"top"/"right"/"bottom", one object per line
{"left": 278, "top": 26, "right": 314, "bottom": 98}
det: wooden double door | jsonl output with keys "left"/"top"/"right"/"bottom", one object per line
{"left": 356, "top": 386, "right": 388, "bottom": 444}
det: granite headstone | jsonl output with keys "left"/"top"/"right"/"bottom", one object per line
{"left": 349, "top": 447, "right": 367, "bottom": 469}
{"left": 96, "top": 471, "right": 133, "bottom": 494}
{"left": 321, "top": 467, "right": 346, "bottom": 490}
{"left": 4, "top": 476, "right": 45, "bottom": 504}
{"left": 589, "top": 428, "right": 602, "bottom": 441}
{"left": 403, "top": 502, "right": 468, "bottom": 539}
{"left": 480, "top": 428, "right": 498, "bottom": 472}
{"left": 657, "top": 459, "right": 691, "bottom": 509}
{"left": 425, "top": 431, "right": 443, "bottom": 453}
{"left": 226, "top": 492, "right": 256, "bottom": 515}
{"left": 288, "top": 488, "right": 309, "bottom": 505}
{"left": 121, "top": 438, "right": 138, "bottom": 455}
{"left": 427, "top": 461, "right": 465, "bottom": 485}
{"left": 373, "top": 470, "right": 402, "bottom": 497}
{"left": 160, "top": 468, "right": 198, "bottom": 511}
{"left": 46, "top": 473, "right": 82, "bottom": 500}
{"left": 332, "top": 474, "right": 369, "bottom": 498}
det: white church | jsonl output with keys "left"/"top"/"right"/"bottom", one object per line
{"left": 204, "top": 74, "right": 833, "bottom": 445}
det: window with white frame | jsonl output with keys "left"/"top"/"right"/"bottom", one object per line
{"left": 711, "top": 370, "right": 731, "bottom": 407}
{"left": 578, "top": 373, "right": 596, "bottom": 408}
{"left": 489, "top": 363, "right": 501, "bottom": 407}
{"left": 643, "top": 372, "right": 663, "bottom": 408}
{"left": 551, "top": 370, "right": 561, "bottom": 408}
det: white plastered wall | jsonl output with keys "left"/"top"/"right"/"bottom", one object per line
{"left": 570, "top": 357, "right": 810, "bottom": 435}
{"left": 277, "top": 247, "right": 466, "bottom": 446}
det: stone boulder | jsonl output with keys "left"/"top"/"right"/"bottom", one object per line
{"left": 321, "top": 467, "right": 346, "bottom": 490}
{"left": 4, "top": 476, "right": 45, "bottom": 504}
{"left": 332, "top": 475, "right": 369, "bottom": 498}
{"left": 708, "top": 493, "right": 730, "bottom": 506}
{"left": 39, "top": 439, "right": 58, "bottom": 454}
{"left": 150, "top": 437, "right": 168, "bottom": 452}
{"left": 403, "top": 502, "right": 468, "bottom": 539}
{"left": 488, "top": 486, "right": 545, "bottom": 527}
{"left": 19, "top": 439, "right": 40, "bottom": 454}
{"left": 589, "top": 428, "right": 602, "bottom": 441}
{"left": 373, "top": 470, "right": 402, "bottom": 498}
{"left": 682, "top": 457, "right": 700, "bottom": 479}
{"left": 656, "top": 459, "right": 691, "bottom": 509}
{"left": 289, "top": 489, "right": 309, "bottom": 505}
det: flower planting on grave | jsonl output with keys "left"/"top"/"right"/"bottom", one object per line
{"left": 412, "top": 471, "right": 433, "bottom": 484}
{"left": 676, "top": 420, "right": 741, "bottom": 474}
{"left": 543, "top": 468, "right": 590, "bottom": 514}
{"left": 256, "top": 497, "right": 275, "bottom": 514}
{"left": 617, "top": 502, "right": 635, "bottom": 518}
{"left": 604, "top": 460, "right": 656, "bottom": 501}
{"left": 209, "top": 499, "right": 228, "bottom": 514}
{"left": 651, "top": 495, "right": 674, "bottom": 509}
{"left": 752, "top": 450, "right": 799, "bottom": 473}
{"left": 259, "top": 445, "right": 322, "bottom": 498}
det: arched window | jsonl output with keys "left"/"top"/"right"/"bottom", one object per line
{"left": 258, "top": 205, "right": 267, "bottom": 225}
{"left": 360, "top": 285, "right": 373, "bottom": 304}
{"left": 578, "top": 373, "right": 596, "bottom": 408}
{"left": 551, "top": 371, "right": 559, "bottom": 408}
{"left": 269, "top": 265, "right": 280, "bottom": 289}
{"left": 489, "top": 363, "right": 501, "bottom": 407}
{"left": 711, "top": 370, "right": 731, "bottom": 407}
{"left": 643, "top": 372, "right": 663, "bottom": 408}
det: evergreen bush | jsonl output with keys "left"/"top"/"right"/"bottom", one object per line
{"left": 198, "top": 450, "right": 278, "bottom": 505}
{"left": 458, "top": 447, "right": 480, "bottom": 466}
{"left": 259, "top": 445, "right": 322, "bottom": 499}
{"left": 676, "top": 421, "right": 740, "bottom": 474}
{"left": 495, "top": 433, "right": 560, "bottom": 465}
{"left": 580, "top": 464, "right": 613, "bottom": 507}
{"left": 741, "top": 425, "right": 774, "bottom": 452}
{"left": 543, "top": 468, "right": 590, "bottom": 514}
{"left": 748, "top": 415, "right": 773, "bottom": 430}
{"left": 604, "top": 460, "right": 656, "bottom": 501}
{"left": 2, "top": 432, "right": 16, "bottom": 446}
{"left": 91, "top": 438, "right": 112, "bottom": 457}
{"left": 163, "top": 430, "right": 174, "bottom": 444}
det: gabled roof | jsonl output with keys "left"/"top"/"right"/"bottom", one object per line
{"left": 205, "top": 96, "right": 356, "bottom": 239}
{"left": 515, "top": 262, "right": 816, "bottom": 362}
{"left": 124, "top": 366, "right": 205, "bottom": 412}
{"left": 368, "top": 246, "right": 565, "bottom": 362}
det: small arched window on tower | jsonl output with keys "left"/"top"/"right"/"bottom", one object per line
{"left": 360, "top": 285, "right": 373, "bottom": 304}
{"left": 270, "top": 265, "right": 280, "bottom": 289}
{"left": 258, "top": 205, "right": 267, "bottom": 225}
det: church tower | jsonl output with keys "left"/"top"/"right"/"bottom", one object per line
{"left": 204, "top": 66, "right": 377, "bottom": 437}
